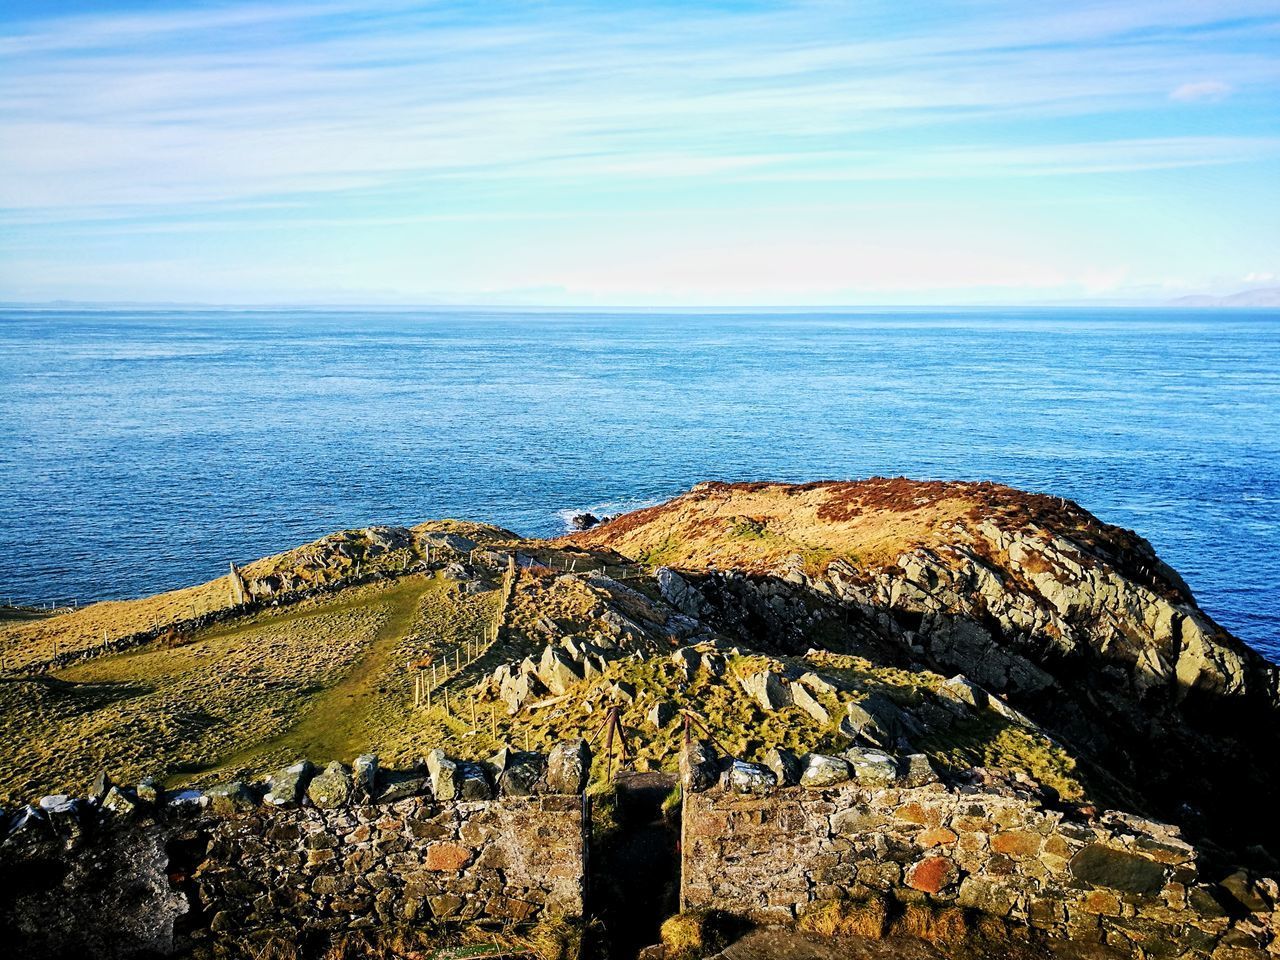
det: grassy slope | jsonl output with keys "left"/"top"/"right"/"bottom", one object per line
{"left": 0, "top": 485, "right": 1115, "bottom": 806}
{"left": 0, "top": 573, "right": 502, "bottom": 804}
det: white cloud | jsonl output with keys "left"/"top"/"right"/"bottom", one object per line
{"left": 1170, "top": 80, "right": 1234, "bottom": 102}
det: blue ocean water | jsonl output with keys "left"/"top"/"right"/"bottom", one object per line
{"left": 0, "top": 307, "right": 1277, "bottom": 660}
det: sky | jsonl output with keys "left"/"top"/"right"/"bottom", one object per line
{"left": 1, "top": 0, "right": 1278, "bottom": 306}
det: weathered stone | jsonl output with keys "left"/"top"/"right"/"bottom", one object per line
{"left": 101, "top": 786, "right": 139, "bottom": 818}
{"left": 494, "top": 750, "right": 546, "bottom": 797}
{"left": 537, "top": 645, "right": 584, "bottom": 695}
{"left": 741, "top": 670, "right": 792, "bottom": 711}
{"left": 136, "top": 777, "right": 161, "bottom": 805}
{"left": 991, "top": 829, "right": 1042, "bottom": 859}
{"left": 957, "top": 876, "right": 1017, "bottom": 915}
{"left": 427, "top": 750, "right": 461, "bottom": 801}
{"left": 163, "top": 789, "right": 208, "bottom": 813}
{"left": 648, "top": 700, "right": 677, "bottom": 729}
{"left": 457, "top": 762, "right": 494, "bottom": 801}
{"left": 1220, "top": 870, "right": 1272, "bottom": 913}
{"left": 847, "top": 747, "right": 898, "bottom": 785}
{"left": 765, "top": 747, "right": 802, "bottom": 787}
{"left": 841, "top": 693, "right": 906, "bottom": 748}
{"left": 206, "top": 781, "right": 258, "bottom": 815}
{"left": 307, "top": 762, "right": 353, "bottom": 809}
{"left": 657, "top": 568, "right": 707, "bottom": 616}
{"left": 790, "top": 683, "right": 830, "bottom": 723}
{"left": 545, "top": 739, "right": 591, "bottom": 794}
{"left": 800, "top": 753, "right": 852, "bottom": 788}
{"left": 375, "top": 770, "right": 430, "bottom": 803}
{"left": 90, "top": 770, "right": 113, "bottom": 804}
{"left": 352, "top": 754, "right": 379, "bottom": 800}
{"left": 1069, "top": 844, "right": 1167, "bottom": 895}
{"left": 425, "top": 842, "right": 474, "bottom": 872}
{"left": 900, "top": 754, "right": 939, "bottom": 787}
{"left": 681, "top": 739, "right": 722, "bottom": 792}
{"left": 725, "top": 760, "right": 777, "bottom": 795}
{"left": 264, "top": 761, "right": 312, "bottom": 808}
{"left": 906, "top": 856, "right": 959, "bottom": 894}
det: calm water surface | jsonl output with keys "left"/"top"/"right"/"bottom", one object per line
{"left": 1, "top": 308, "right": 1277, "bottom": 660}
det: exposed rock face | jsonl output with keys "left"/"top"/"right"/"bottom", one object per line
{"left": 566, "top": 478, "right": 1280, "bottom": 854}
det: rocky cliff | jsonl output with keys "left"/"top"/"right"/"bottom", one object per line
{"left": 565, "top": 479, "right": 1280, "bottom": 855}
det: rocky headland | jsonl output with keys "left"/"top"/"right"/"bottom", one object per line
{"left": 1, "top": 478, "right": 1277, "bottom": 960}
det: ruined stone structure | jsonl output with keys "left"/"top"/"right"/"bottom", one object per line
{"left": 680, "top": 743, "right": 1280, "bottom": 959}
{"left": 0, "top": 747, "right": 590, "bottom": 959}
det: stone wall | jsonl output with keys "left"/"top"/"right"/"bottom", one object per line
{"left": 680, "top": 744, "right": 1280, "bottom": 959}
{"left": 0, "top": 745, "right": 590, "bottom": 959}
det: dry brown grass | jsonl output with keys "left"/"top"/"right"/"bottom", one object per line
{"left": 798, "top": 898, "right": 890, "bottom": 939}
{"left": 659, "top": 910, "right": 733, "bottom": 960}
{"left": 888, "top": 904, "right": 971, "bottom": 943}
{"left": 560, "top": 479, "right": 986, "bottom": 573}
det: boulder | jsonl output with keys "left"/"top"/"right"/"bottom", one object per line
{"left": 681, "top": 739, "right": 723, "bottom": 793}
{"left": 1069, "top": 844, "right": 1168, "bottom": 895}
{"left": 725, "top": 759, "right": 777, "bottom": 795}
{"left": 163, "top": 789, "right": 208, "bottom": 814}
{"left": 672, "top": 647, "right": 700, "bottom": 681}
{"left": 307, "top": 761, "right": 353, "bottom": 809}
{"left": 1219, "top": 870, "right": 1272, "bottom": 913}
{"left": 375, "top": 769, "right": 431, "bottom": 803}
{"left": 570, "top": 512, "right": 601, "bottom": 531}
{"left": 492, "top": 749, "right": 546, "bottom": 796}
{"left": 538, "top": 645, "right": 584, "bottom": 695}
{"left": 264, "top": 761, "right": 312, "bottom": 807}
{"left": 89, "top": 770, "right": 113, "bottom": 804}
{"left": 545, "top": 739, "right": 591, "bottom": 794}
{"left": 701, "top": 652, "right": 727, "bottom": 677}
{"left": 101, "top": 787, "right": 140, "bottom": 818}
{"left": 791, "top": 683, "right": 830, "bottom": 723}
{"left": 841, "top": 693, "right": 906, "bottom": 748}
{"left": 427, "top": 750, "right": 462, "bottom": 801}
{"left": 847, "top": 747, "right": 899, "bottom": 785}
{"left": 7, "top": 805, "right": 45, "bottom": 837}
{"left": 798, "top": 672, "right": 840, "bottom": 696}
{"left": 136, "top": 777, "right": 161, "bottom": 805}
{"left": 741, "top": 670, "right": 792, "bottom": 711}
{"left": 610, "top": 681, "right": 636, "bottom": 703}
{"left": 352, "top": 754, "right": 379, "bottom": 800}
{"left": 765, "top": 747, "right": 803, "bottom": 787}
{"left": 649, "top": 701, "right": 677, "bottom": 729}
{"left": 900, "top": 753, "right": 940, "bottom": 787}
{"left": 800, "top": 753, "right": 852, "bottom": 788}
{"left": 205, "top": 781, "right": 258, "bottom": 815}
{"left": 457, "top": 762, "right": 494, "bottom": 800}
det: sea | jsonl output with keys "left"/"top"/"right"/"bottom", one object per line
{"left": 1, "top": 307, "right": 1277, "bottom": 661}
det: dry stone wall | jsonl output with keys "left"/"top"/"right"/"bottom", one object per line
{"left": 680, "top": 743, "right": 1280, "bottom": 959}
{"left": 0, "top": 744, "right": 590, "bottom": 960}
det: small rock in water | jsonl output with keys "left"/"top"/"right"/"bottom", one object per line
{"left": 570, "top": 512, "right": 601, "bottom": 531}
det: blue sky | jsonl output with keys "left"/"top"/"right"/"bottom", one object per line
{"left": 1, "top": 0, "right": 1278, "bottom": 305}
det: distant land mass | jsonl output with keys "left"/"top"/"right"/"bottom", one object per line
{"left": 1169, "top": 286, "right": 1280, "bottom": 308}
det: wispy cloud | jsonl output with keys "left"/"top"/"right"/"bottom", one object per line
{"left": 1, "top": 0, "right": 1278, "bottom": 302}
{"left": 1170, "top": 80, "right": 1234, "bottom": 101}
